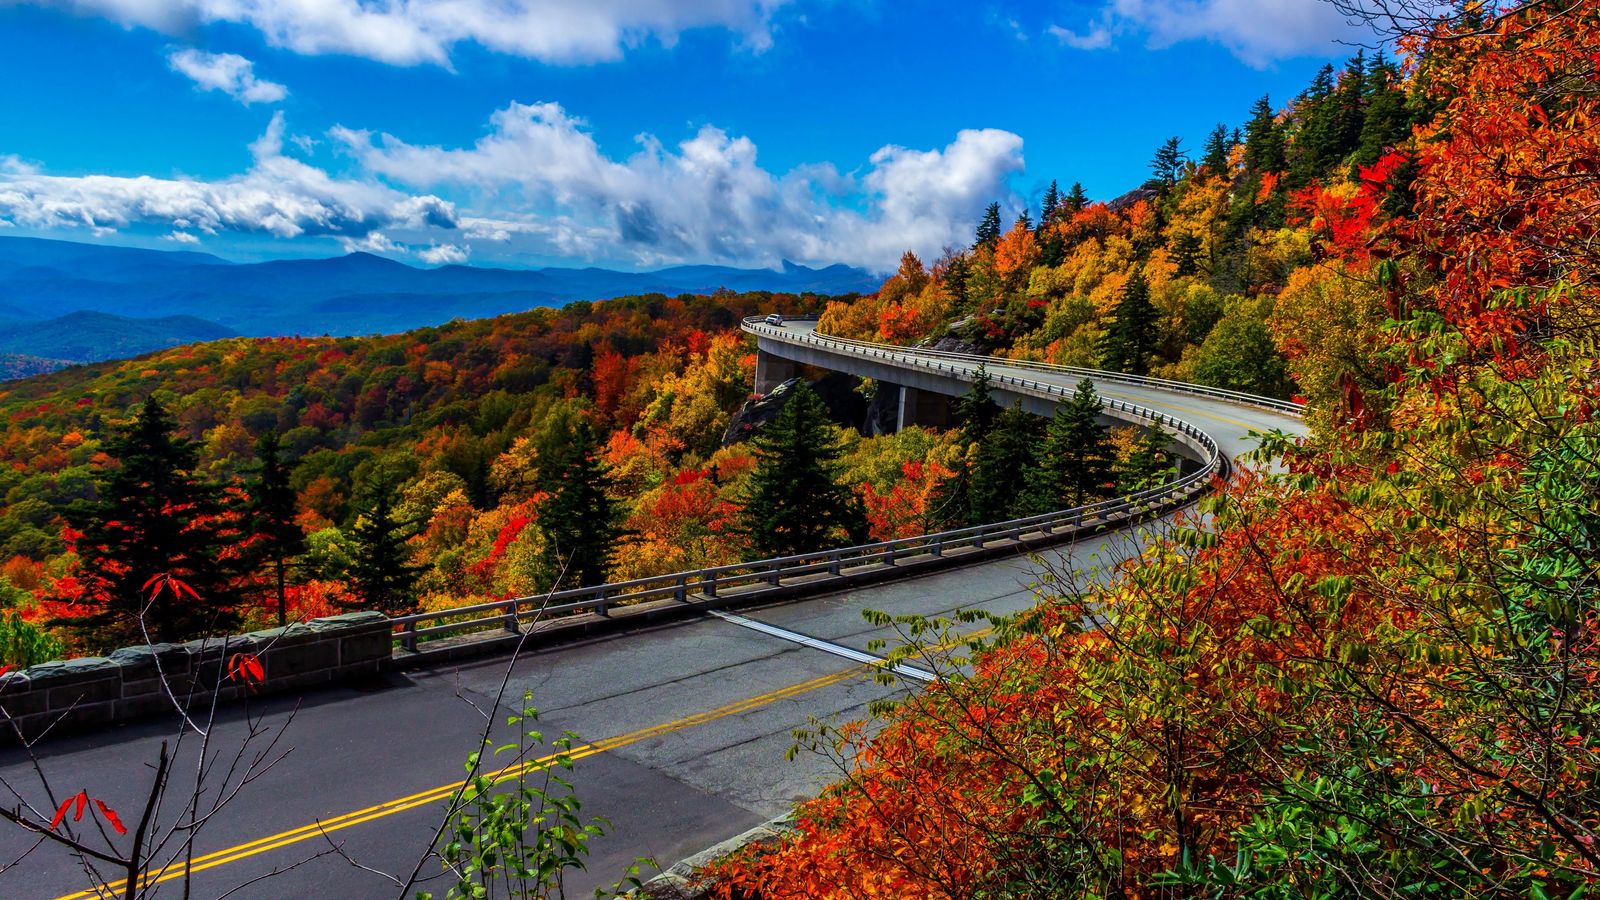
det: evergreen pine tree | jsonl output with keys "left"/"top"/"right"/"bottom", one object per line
{"left": 1149, "top": 136, "right": 1186, "bottom": 191}
{"left": 1021, "top": 380, "right": 1113, "bottom": 515}
{"left": 970, "top": 402, "right": 1041, "bottom": 523}
{"left": 63, "top": 396, "right": 233, "bottom": 646}
{"left": 974, "top": 202, "right": 1003, "bottom": 249}
{"left": 243, "top": 431, "right": 307, "bottom": 627}
{"left": 1353, "top": 53, "right": 1411, "bottom": 169}
{"left": 928, "top": 368, "right": 999, "bottom": 527}
{"left": 1201, "top": 124, "right": 1231, "bottom": 174}
{"left": 1244, "top": 95, "right": 1287, "bottom": 173}
{"left": 1333, "top": 50, "right": 1368, "bottom": 156}
{"left": 347, "top": 480, "right": 423, "bottom": 616}
{"left": 1064, "top": 182, "right": 1089, "bottom": 213}
{"left": 1171, "top": 231, "right": 1204, "bottom": 277}
{"left": 1040, "top": 180, "right": 1060, "bottom": 224}
{"left": 943, "top": 255, "right": 971, "bottom": 307}
{"left": 533, "top": 410, "right": 626, "bottom": 589}
{"left": 1014, "top": 210, "right": 1032, "bottom": 233}
{"left": 738, "top": 383, "right": 867, "bottom": 558}
{"left": 1117, "top": 425, "right": 1176, "bottom": 493}
{"left": 1099, "top": 273, "right": 1159, "bottom": 376}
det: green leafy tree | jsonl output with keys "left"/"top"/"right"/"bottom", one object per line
{"left": 533, "top": 411, "right": 625, "bottom": 589}
{"left": 347, "top": 480, "right": 423, "bottom": 616}
{"left": 63, "top": 396, "right": 234, "bottom": 646}
{"left": 974, "top": 202, "right": 1003, "bottom": 249}
{"left": 1021, "top": 380, "right": 1113, "bottom": 514}
{"left": 738, "top": 383, "right": 868, "bottom": 558}
{"left": 243, "top": 431, "right": 307, "bottom": 627}
{"left": 1192, "top": 314, "right": 1295, "bottom": 399}
{"left": 970, "top": 402, "right": 1042, "bottom": 524}
{"left": 1100, "top": 273, "right": 1159, "bottom": 376}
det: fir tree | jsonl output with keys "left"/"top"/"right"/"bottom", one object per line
{"left": 1244, "top": 95, "right": 1286, "bottom": 173}
{"left": 1353, "top": 53, "right": 1411, "bottom": 169}
{"left": 1333, "top": 50, "right": 1368, "bottom": 156}
{"left": 1021, "top": 380, "right": 1113, "bottom": 514}
{"left": 534, "top": 410, "right": 626, "bottom": 589}
{"left": 1149, "top": 136, "right": 1186, "bottom": 191}
{"left": 943, "top": 255, "right": 971, "bottom": 307}
{"left": 738, "top": 383, "right": 867, "bottom": 558}
{"left": 1201, "top": 124, "right": 1231, "bottom": 174}
{"left": 347, "top": 480, "right": 424, "bottom": 617}
{"left": 243, "top": 431, "right": 307, "bottom": 628}
{"left": 1064, "top": 182, "right": 1089, "bottom": 213}
{"left": 1099, "top": 273, "right": 1159, "bottom": 376}
{"left": 974, "top": 202, "right": 1003, "bottom": 249}
{"left": 929, "top": 368, "right": 999, "bottom": 527}
{"left": 63, "top": 396, "right": 233, "bottom": 646}
{"left": 1171, "top": 231, "right": 1205, "bottom": 277}
{"left": 1014, "top": 210, "right": 1033, "bottom": 233}
{"left": 1039, "top": 180, "right": 1060, "bottom": 224}
{"left": 1117, "top": 425, "right": 1176, "bottom": 493}
{"left": 970, "top": 402, "right": 1041, "bottom": 524}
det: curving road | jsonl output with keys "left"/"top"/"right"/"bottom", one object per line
{"left": 0, "top": 326, "right": 1306, "bottom": 899}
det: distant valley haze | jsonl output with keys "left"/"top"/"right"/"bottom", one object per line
{"left": 0, "top": 235, "right": 878, "bottom": 374}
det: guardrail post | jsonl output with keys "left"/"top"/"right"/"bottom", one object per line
{"left": 974, "top": 526, "right": 985, "bottom": 548}
{"left": 701, "top": 571, "right": 717, "bottom": 598}
{"left": 503, "top": 598, "right": 520, "bottom": 634}
{"left": 595, "top": 590, "right": 610, "bottom": 617}
{"left": 932, "top": 537, "right": 943, "bottom": 557}
{"left": 675, "top": 575, "right": 687, "bottom": 602}
{"left": 400, "top": 621, "right": 418, "bottom": 653}
{"left": 768, "top": 561, "right": 781, "bottom": 586}
{"left": 828, "top": 552, "right": 841, "bottom": 576}
{"left": 885, "top": 545, "right": 896, "bottom": 566}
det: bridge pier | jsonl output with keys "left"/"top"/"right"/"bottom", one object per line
{"left": 753, "top": 349, "right": 798, "bottom": 395}
{"left": 895, "top": 385, "right": 952, "bottom": 431}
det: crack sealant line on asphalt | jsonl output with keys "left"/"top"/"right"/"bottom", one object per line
{"left": 706, "top": 610, "right": 938, "bottom": 683}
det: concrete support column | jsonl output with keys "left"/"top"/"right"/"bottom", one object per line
{"left": 895, "top": 385, "right": 953, "bottom": 431}
{"left": 754, "top": 349, "right": 798, "bottom": 395}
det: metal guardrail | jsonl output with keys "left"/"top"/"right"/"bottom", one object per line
{"left": 390, "top": 319, "right": 1271, "bottom": 651}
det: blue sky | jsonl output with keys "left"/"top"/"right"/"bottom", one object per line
{"left": 0, "top": 0, "right": 1375, "bottom": 272}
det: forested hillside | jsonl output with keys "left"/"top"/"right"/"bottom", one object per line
{"left": 711, "top": 5, "right": 1600, "bottom": 896}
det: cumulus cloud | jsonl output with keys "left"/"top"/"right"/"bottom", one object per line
{"left": 418, "top": 243, "right": 468, "bottom": 265}
{"left": 168, "top": 48, "right": 287, "bottom": 104}
{"left": 336, "top": 101, "right": 1024, "bottom": 269}
{"left": 1051, "top": 0, "right": 1358, "bottom": 66}
{"left": 15, "top": 0, "right": 792, "bottom": 66}
{"left": 0, "top": 112, "right": 457, "bottom": 242}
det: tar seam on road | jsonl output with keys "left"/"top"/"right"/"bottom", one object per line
{"left": 707, "top": 610, "right": 938, "bottom": 683}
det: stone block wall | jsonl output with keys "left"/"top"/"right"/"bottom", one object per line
{"left": 0, "top": 612, "right": 391, "bottom": 742}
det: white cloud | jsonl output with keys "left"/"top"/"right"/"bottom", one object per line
{"left": 1050, "top": 0, "right": 1358, "bottom": 66}
{"left": 167, "top": 48, "right": 287, "bottom": 104}
{"left": 335, "top": 101, "right": 1024, "bottom": 270}
{"left": 418, "top": 243, "right": 468, "bottom": 265}
{"left": 15, "top": 0, "right": 792, "bottom": 66}
{"left": 164, "top": 230, "right": 201, "bottom": 243}
{"left": 0, "top": 113, "right": 457, "bottom": 241}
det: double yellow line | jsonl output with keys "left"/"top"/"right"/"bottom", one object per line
{"left": 55, "top": 626, "right": 994, "bottom": 900}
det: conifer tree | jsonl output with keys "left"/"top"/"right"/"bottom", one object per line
{"left": 970, "top": 402, "right": 1041, "bottom": 524}
{"left": 929, "top": 367, "right": 999, "bottom": 527}
{"left": 63, "top": 396, "right": 233, "bottom": 646}
{"left": 1117, "top": 425, "right": 1176, "bottom": 493}
{"left": 1039, "top": 180, "right": 1060, "bottom": 224}
{"left": 1149, "top": 136, "right": 1186, "bottom": 191}
{"left": 534, "top": 410, "right": 625, "bottom": 588}
{"left": 974, "top": 202, "right": 1003, "bottom": 249}
{"left": 347, "top": 480, "right": 423, "bottom": 616}
{"left": 1014, "top": 210, "right": 1032, "bottom": 233}
{"left": 1244, "top": 95, "right": 1287, "bottom": 173}
{"left": 1353, "top": 53, "right": 1411, "bottom": 169}
{"left": 1201, "top": 123, "right": 1231, "bottom": 174}
{"left": 1021, "top": 379, "right": 1113, "bottom": 514}
{"left": 1100, "top": 273, "right": 1159, "bottom": 376}
{"left": 738, "top": 383, "right": 867, "bottom": 558}
{"left": 1064, "top": 182, "right": 1089, "bottom": 213}
{"left": 243, "top": 431, "right": 307, "bottom": 627}
{"left": 1171, "top": 231, "right": 1204, "bottom": 277}
{"left": 1334, "top": 50, "right": 1368, "bottom": 155}
{"left": 943, "top": 255, "right": 971, "bottom": 307}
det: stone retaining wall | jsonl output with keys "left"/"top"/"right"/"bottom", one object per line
{"left": 0, "top": 612, "right": 391, "bottom": 742}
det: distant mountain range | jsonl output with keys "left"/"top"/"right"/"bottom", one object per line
{"left": 0, "top": 236, "right": 878, "bottom": 375}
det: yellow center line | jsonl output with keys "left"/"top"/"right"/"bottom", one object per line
{"left": 50, "top": 624, "right": 996, "bottom": 900}
{"left": 1093, "top": 387, "right": 1256, "bottom": 430}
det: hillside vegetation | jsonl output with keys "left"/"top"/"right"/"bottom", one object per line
{"left": 710, "top": 5, "right": 1600, "bottom": 896}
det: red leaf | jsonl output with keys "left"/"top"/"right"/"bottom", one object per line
{"left": 72, "top": 790, "right": 87, "bottom": 822}
{"left": 94, "top": 800, "right": 127, "bottom": 835}
{"left": 49, "top": 797, "right": 72, "bottom": 830}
